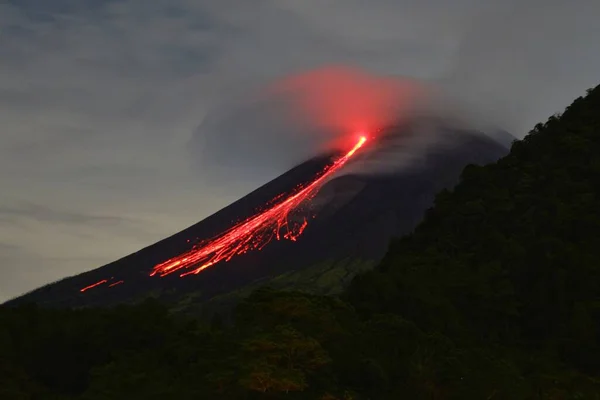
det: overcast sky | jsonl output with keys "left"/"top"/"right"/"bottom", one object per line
{"left": 1, "top": 0, "right": 599, "bottom": 302}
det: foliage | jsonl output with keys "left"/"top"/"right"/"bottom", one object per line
{"left": 1, "top": 85, "right": 600, "bottom": 399}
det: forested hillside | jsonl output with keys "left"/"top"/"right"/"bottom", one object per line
{"left": 2, "top": 85, "right": 599, "bottom": 399}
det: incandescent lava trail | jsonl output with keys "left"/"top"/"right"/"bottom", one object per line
{"left": 80, "top": 279, "right": 108, "bottom": 292}
{"left": 151, "top": 135, "right": 368, "bottom": 278}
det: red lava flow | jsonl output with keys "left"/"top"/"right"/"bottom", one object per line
{"left": 80, "top": 277, "right": 124, "bottom": 292}
{"left": 150, "top": 135, "right": 368, "bottom": 278}
{"left": 79, "top": 135, "right": 367, "bottom": 292}
{"left": 80, "top": 279, "right": 108, "bottom": 292}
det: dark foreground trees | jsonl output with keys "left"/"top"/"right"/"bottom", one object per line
{"left": 2, "top": 85, "right": 600, "bottom": 399}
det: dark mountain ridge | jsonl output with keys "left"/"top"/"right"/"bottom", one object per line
{"left": 5, "top": 119, "right": 511, "bottom": 311}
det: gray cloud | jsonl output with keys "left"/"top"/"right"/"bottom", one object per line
{"left": 438, "top": 0, "right": 600, "bottom": 133}
{"left": 1, "top": 0, "right": 599, "bottom": 302}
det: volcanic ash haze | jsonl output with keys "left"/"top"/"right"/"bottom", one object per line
{"left": 268, "top": 66, "right": 428, "bottom": 141}
{"left": 192, "top": 66, "right": 429, "bottom": 187}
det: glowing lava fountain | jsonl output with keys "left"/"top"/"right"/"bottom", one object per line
{"left": 151, "top": 135, "right": 368, "bottom": 278}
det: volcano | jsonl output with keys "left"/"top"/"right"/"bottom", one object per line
{"left": 5, "top": 119, "right": 513, "bottom": 313}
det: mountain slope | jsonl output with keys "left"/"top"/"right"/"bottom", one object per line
{"left": 5, "top": 120, "right": 511, "bottom": 311}
{"left": 347, "top": 84, "right": 600, "bottom": 376}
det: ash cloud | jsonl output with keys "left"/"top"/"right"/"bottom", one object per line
{"left": 189, "top": 65, "right": 510, "bottom": 186}
{"left": 190, "top": 66, "right": 428, "bottom": 187}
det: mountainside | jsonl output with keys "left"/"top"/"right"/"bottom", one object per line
{"left": 340, "top": 84, "right": 600, "bottom": 392}
{"left": 5, "top": 120, "right": 510, "bottom": 312}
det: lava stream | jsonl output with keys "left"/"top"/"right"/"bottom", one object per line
{"left": 80, "top": 279, "right": 108, "bottom": 292}
{"left": 151, "top": 135, "right": 367, "bottom": 278}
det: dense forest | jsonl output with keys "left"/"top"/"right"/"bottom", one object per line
{"left": 2, "top": 85, "right": 600, "bottom": 399}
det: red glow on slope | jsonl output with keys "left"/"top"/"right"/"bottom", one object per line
{"left": 151, "top": 135, "right": 368, "bottom": 278}
{"left": 80, "top": 277, "right": 124, "bottom": 292}
{"left": 80, "top": 279, "right": 108, "bottom": 292}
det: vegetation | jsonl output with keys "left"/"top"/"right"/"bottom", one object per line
{"left": 2, "top": 85, "right": 600, "bottom": 399}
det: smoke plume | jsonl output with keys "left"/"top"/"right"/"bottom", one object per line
{"left": 190, "top": 66, "right": 428, "bottom": 188}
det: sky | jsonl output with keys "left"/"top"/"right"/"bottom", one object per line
{"left": 1, "top": 0, "right": 599, "bottom": 302}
